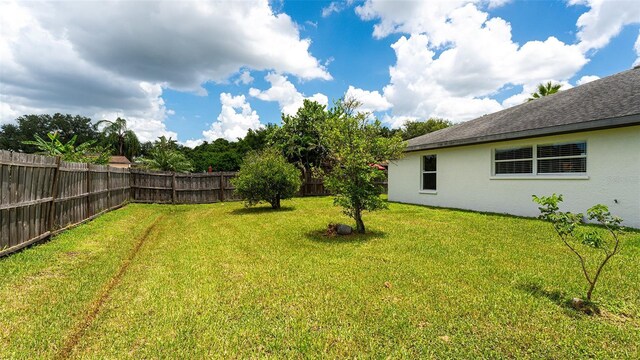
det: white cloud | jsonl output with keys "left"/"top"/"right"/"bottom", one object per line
{"left": 235, "top": 70, "right": 254, "bottom": 85}
{"left": 576, "top": 75, "right": 600, "bottom": 85}
{"left": 354, "top": 2, "right": 589, "bottom": 127}
{"left": 322, "top": 1, "right": 355, "bottom": 17}
{"left": 203, "top": 93, "right": 263, "bottom": 142}
{"left": 570, "top": 0, "right": 640, "bottom": 52}
{"left": 381, "top": 114, "right": 418, "bottom": 129}
{"left": 22, "top": 0, "right": 330, "bottom": 88}
{"left": 322, "top": 2, "right": 343, "bottom": 17}
{"left": 249, "top": 73, "right": 328, "bottom": 116}
{"left": 344, "top": 86, "right": 392, "bottom": 113}
{"left": 0, "top": 0, "right": 329, "bottom": 142}
{"left": 181, "top": 139, "right": 205, "bottom": 148}
{"left": 355, "top": 0, "right": 510, "bottom": 41}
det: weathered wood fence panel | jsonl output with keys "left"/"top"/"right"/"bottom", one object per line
{"left": 0, "top": 151, "right": 57, "bottom": 255}
{"left": 130, "top": 170, "right": 241, "bottom": 204}
{"left": 0, "top": 150, "right": 130, "bottom": 257}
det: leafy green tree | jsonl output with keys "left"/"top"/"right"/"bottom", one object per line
{"left": 322, "top": 98, "right": 406, "bottom": 233}
{"left": 232, "top": 148, "right": 302, "bottom": 209}
{"left": 22, "top": 132, "right": 110, "bottom": 164}
{"left": 182, "top": 139, "right": 243, "bottom": 172}
{"left": 527, "top": 81, "right": 562, "bottom": 102}
{"left": 242, "top": 125, "right": 278, "bottom": 152}
{"left": 0, "top": 114, "right": 99, "bottom": 153}
{"left": 269, "top": 100, "right": 329, "bottom": 175}
{"left": 400, "top": 118, "right": 452, "bottom": 140}
{"left": 138, "top": 136, "right": 193, "bottom": 173}
{"left": 533, "top": 194, "right": 624, "bottom": 303}
{"left": 97, "top": 117, "right": 141, "bottom": 159}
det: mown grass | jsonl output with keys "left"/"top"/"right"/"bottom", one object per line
{"left": 1, "top": 197, "right": 639, "bottom": 358}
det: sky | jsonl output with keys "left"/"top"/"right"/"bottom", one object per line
{"left": 1, "top": 0, "right": 639, "bottom": 146}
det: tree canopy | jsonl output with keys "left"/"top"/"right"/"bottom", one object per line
{"left": 528, "top": 82, "right": 562, "bottom": 102}
{"left": 0, "top": 114, "right": 99, "bottom": 153}
{"left": 269, "top": 99, "right": 330, "bottom": 174}
{"left": 138, "top": 136, "right": 193, "bottom": 173}
{"left": 399, "top": 118, "right": 452, "bottom": 140}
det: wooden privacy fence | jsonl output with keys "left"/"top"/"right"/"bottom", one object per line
{"left": 0, "top": 150, "right": 130, "bottom": 257}
{"left": 130, "top": 169, "right": 240, "bottom": 204}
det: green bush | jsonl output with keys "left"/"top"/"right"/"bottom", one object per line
{"left": 232, "top": 148, "right": 302, "bottom": 209}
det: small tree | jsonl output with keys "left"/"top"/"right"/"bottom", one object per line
{"left": 322, "top": 98, "right": 405, "bottom": 233}
{"left": 232, "top": 148, "right": 302, "bottom": 209}
{"left": 532, "top": 194, "right": 624, "bottom": 303}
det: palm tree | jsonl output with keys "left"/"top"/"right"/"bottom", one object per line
{"left": 527, "top": 82, "right": 562, "bottom": 102}
{"left": 97, "top": 117, "right": 140, "bottom": 159}
{"left": 138, "top": 136, "right": 193, "bottom": 173}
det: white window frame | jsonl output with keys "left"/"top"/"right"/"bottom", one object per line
{"left": 491, "top": 141, "right": 588, "bottom": 180}
{"left": 420, "top": 154, "right": 437, "bottom": 193}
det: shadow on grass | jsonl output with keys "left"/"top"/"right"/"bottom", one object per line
{"left": 230, "top": 206, "right": 295, "bottom": 215}
{"left": 304, "top": 228, "right": 387, "bottom": 244}
{"left": 517, "top": 282, "right": 585, "bottom": 317}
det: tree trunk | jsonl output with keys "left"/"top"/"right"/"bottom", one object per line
{"left": 354, "top": 208, "right": 365, "bottom": 233}
{"left": 271, "top": 195, "right": 281, "bottom": 209}
{"left": 119, "top": 137, "right": 124, "bottom": 156}
{"left": 587, "top": 284, "right": 595, "bottom": 302}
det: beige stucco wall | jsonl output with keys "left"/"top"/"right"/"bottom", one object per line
{"left": 388, "top": 126, "right": 640, "bottom": 228}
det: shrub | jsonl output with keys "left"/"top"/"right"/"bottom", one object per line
{"left": 532, "top": 194, "right": 624, "bottom": 304}
{"left": 232, "top": 148, "right": 301, "bottom": 209}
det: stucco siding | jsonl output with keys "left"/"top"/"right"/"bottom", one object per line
{"left": 388, "top": 126, "right": 640, "bottom": 228}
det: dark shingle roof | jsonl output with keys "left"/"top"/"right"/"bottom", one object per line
{"left": 406, "top": 67, "right": 640, "bottom": 152}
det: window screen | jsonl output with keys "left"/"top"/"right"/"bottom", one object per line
{"left": 494, "top": 147, "right": 533, "bottom": 174}
{"left": 422, "top": 155, "right": 437, "bottom": 190}
{"left": 537, "top": 142, "right": 587, "bottom": 174}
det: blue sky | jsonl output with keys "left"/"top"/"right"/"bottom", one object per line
{"left": 1, "top": 1, "right": 639, "bottom": 145}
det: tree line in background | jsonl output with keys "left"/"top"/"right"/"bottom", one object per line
{"left": 0, "top": 107, "right": 452, "bottom": 172}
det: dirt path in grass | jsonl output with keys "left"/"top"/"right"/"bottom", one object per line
{"left": 56, "top": 214, "right": 166, "bottom": 359}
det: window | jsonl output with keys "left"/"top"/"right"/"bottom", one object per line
{"left": 537, "top": 142, "right": 587, "bottom": 174}
{"left": 422, "top": 155, "right": 437, "bottom": 191}
{"left": 493, "top": 141, "right": 587, "bottom": 176}
{"left": 494, "top": 146, "right": 533, "bottom": 174}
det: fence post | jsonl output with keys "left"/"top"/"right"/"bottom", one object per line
{"left": 47, "top": 156, "right": 61, "bottom": 232}
{"left": 172, "top": 172, "right": 177, "bottom": 204}
{"left": 107, "top": 166, "right": 111, "bottom": 208}
{"left": 86, "top": 165, "right": 92, "bottom": 217}
{"left": 219, "top": 172, "right": 225, "bottom": 202}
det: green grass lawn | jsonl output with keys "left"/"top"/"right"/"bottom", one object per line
{"left": 1, "top": 197, "right": 639, "bottom": 358}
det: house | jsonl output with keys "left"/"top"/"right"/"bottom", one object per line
{"left": 388, "top": 67, "right": 640, "bottom": 228}
{"left": 108, "top": 155, "right": 131, "bottom": 169}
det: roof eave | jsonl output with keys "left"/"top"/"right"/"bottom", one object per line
{"left": 405, "top": 113, "right": 640, "bottom": 152}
